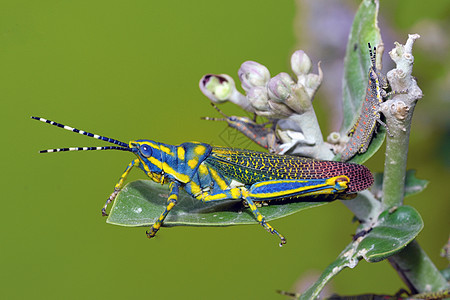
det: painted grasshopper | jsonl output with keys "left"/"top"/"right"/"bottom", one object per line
{"left": 32, "top": 116, "right": 373, "bottom": 245}
{"left": 341, "top": 43, "right": 392, "bottom": 161}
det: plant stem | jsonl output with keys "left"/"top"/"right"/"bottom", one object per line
{"left": 381, "top": 34, "right": 421, "bottom": 210}
{"left": 381, "top": 35, "right": 449, "bottom": 292}
{"left": 389, "top": 241, "right": 449, "bottom": 293}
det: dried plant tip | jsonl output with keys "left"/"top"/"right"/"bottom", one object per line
{"left": 389, "top": 101, "right": 409, "bottom": 120}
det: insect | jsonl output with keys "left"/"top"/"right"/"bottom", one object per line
{"left": 409, "top": 288, "right": 450, "bottom": 300}
{"left": 341, "top": 43, "right": 392, "bottom": 161}
{"left": 202, "top": 103, "right": 280, "bottom": 152}
{"left": 278, "top": 289, "right": 450, "bottom": 300}
{"left": 32, "top": 116, "right": 374, "bottom": 245}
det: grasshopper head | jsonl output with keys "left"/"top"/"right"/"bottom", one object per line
{"left": 368, "top": 43, "right": 388, "bottom": 90}
{"left": 130, "top": 140, "right": 164, "bottom": 175}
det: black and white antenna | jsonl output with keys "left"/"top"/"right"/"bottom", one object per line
{"left": 368, "top": 43, "right": 376, "bottom": 68}
{"left": 31, "top": 116, "right": 132, "bottom": 153}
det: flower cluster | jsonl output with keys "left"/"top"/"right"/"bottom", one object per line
{"left": 199, "top": 50, "right": 336, "bottom": 159}
{"left": 199, "top": 50, "right": 322, "bottom": 119}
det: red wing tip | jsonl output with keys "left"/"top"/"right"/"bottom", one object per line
{"left": 347, "top": 164, "right": 374, "bottom": 193}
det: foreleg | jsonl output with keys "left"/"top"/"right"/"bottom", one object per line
{"left": 102, "top": 159, "right": 140, "bottom": 216}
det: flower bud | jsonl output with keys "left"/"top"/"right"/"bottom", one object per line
{"left": 268, "top": 100, "right": 294, "bottom": 118}
{"left": 327, "top": 132, "right": 341, "bottom": 144}
{"left": 304, "top": 62, "right": 323, "bottom": 97}
{"left": 199, "top": 74, "right": 236, "bottom": 103}
{"left": 238, "top": 61, "right": 270, "bottom": 92}
{"left": 291, "top": 50, "right": 312, "bottom": 76}
{"left": 284, "top": 85, "right": 310, "bottom": 114}
{"left": 267, "top": 72, "right": 295, "bottom": 102}
{"left": 247, "top": 86, "right": 269, "bottom": 111}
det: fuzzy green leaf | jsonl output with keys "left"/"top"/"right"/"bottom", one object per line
{"left": 341, "top": 0, "right": 382, "bottom": 132}
{"left": 106, "top": 180, "right": 328, "bottom": 227}
{"left": 299, "top": 242, "right": 357, "bottom": 300}
{"left": 371, "top": 170, "right": 429, "bottom": 199}
{"left": 403, "top": 170, "right": 429, "bottom": 197}
{"left": 299, "top": 205, "right": 423, "bottom": 299}
{"left": 441, "top": 267, "right": 450, "bottom": 282}
{"left": 357, "top": 205, "right": 424, "bottom": 262}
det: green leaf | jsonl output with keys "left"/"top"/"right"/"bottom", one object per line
{"left": 357, "top": 205, "right": 424, "bottom": 262}
{"left": 337, "top": 0, "right": 383, "bottom": 164}
{"left": 299, "top": 242, "right": 358, "bottom": 300}
{"left": 441, "top": 267, "right": 450, "bottom": 282}
{"left": 404, "top": 170, "right": 429, "bottom": 197}
{"left": 371, "top": 170, "right": 429, "bottom": 199}
{"left": 299, "top": 205, "right": 423, "bottom": 299}
{"left": 341, "top": 0, "right": 382, "bottom": 132}
{"left": 324, "top": 294, "right": 400, "bottom": 300}
{"left": 106, "top": 180, "right": 328, "bottom": 227}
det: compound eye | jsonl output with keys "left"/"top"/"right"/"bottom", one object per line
{"left": 140, "top": 144, "right": 152, "bottom": 158}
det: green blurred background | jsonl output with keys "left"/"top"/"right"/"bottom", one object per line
{"left": 2, "top": 0, "right": 449, "bottom": 299}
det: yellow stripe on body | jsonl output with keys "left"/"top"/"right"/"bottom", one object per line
{"left": 139, "top": 141, "right": 160, "bottom": 150}
{"left": 252, "top": 179, "right": 309, "bottom": 188}
{"left": 198, "top": 193, "right": 227, "bottom": 202}
{"left": 187, "top": 158, "right": 199, "bottom": 169}
{"left": 148, "top": 157, "right": 163, "bottom": 171}
{"left": 189, "top": 181, "right": 202, "bottom": 195}
{"left": 194, "top": 145, "right": 206, "bottom": 155}
{"left": 208, "top": 167, "right": 228, "bottom": 190}
{"left": 249, "top": 185, "right": 326, "bottom": 200}
{"left": 230, "top": 187, "right": 242, "bottom": 199}
{"left": 160, "top": 145, "right": 174, "bottom": 156}
{"left": 249, "top": 176, "right": 349, "bottom": 200}
{"left": 161, "top": 162, "right": 190, "bottom": 183}
{"left": 198, "top": 187, "right": 243, "bottom": 202}
{"left": 198, "top": 164, "right": 209, "bottom": 176}
{"left": 177, "top": 147, "right": 185, "bottom": 160}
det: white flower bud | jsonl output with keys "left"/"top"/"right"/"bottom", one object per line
{"left": 247, "top": 86, "right": 269, "bottom": 111}
{"left": 199, "top": 74, "right": 236, "bottom": 103}
{"left": 267, "top": 73, "right": 295, "bottom": 102}
{"left": 291, "top": 50, "right": 312, "bottom": 76}
{"left": 238, "top": 61, "right": 271, "bottom": 92}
